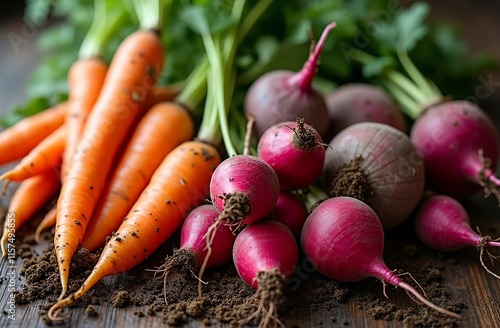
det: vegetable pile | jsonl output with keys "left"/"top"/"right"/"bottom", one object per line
{"left": 1, "top": 0, "right": 500, "bottom": 326}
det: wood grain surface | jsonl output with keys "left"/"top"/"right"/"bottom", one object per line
{"left": 1, "top": 1, "right": 500, "bottom": 327}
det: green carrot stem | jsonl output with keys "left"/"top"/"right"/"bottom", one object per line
{"left": 133, "top": 0, "right": 166, "bottom": 32}
{"left": 176, "top": 58, "right": 209, "bottom": 112}
{"left": 79, "top": 0, "right": 128, "bottom": 59}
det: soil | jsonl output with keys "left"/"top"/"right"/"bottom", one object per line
{"left": 10, "top": 213, "right": 465, "bottom": 327}
{"left": 289, "top": 117, "right": 319, "bottom": 151}
{"left": 329, "top": 156, "right": 372, "bottom": 201}
{"left": 85, "top": 305, "right": 97, "bottom": 317}
{"left": 218, "top": 192, "right": 252, "bottom": 224}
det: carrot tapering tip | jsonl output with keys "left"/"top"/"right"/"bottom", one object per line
{"left": 47, "top": 296, "right": 73, "bottom": 322}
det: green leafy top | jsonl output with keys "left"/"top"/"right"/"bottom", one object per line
{"left": 4, "top": 0, "right": 498, "bottom": 148}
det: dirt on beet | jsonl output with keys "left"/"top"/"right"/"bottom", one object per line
{"left": 290, "top": 117, "right": 319, "bottom": 151}
{"left": 329, "top": 156, "right": 373, "bottom": 201}
{"left": 8, "top": 213, "right": 465, "bottom": 327}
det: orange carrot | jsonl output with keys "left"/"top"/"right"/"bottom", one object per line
{"left": 81, "top": 102, "right": 194, "bottom": 251}
{"left": 0, "top": 126, "right": 65, "bottom": 185}
{"left": 33, "top": 84, "right": 179, "bottom": 242}
{"left": 60, "top": 0, "right": 129, "bottom": 179}
{"left": 62, "top": 58, "right": 107, "bottom": 179}
{"left": 53, "top": 29, "right": 164, "bottom": 302}
{"left": 1, "top": 169, "right": 61, "bottom": 256}
{"left": 0, "top": 103, "right": 66, "bottom": 165}
{"left": 35, "top": 205, "right": 57, "bottom": 243}
{"left": 49, "top": 140, "right": 220, "bottom": 317}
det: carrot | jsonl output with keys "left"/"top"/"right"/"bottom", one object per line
{"left": 34, "top": 83, "right": 179, "bottom": 239}
{"left": 62, "top": 58, "right": 107, "bottom": 178}
{"left": 61, "top": 2, "right": 127, "bottom": 179}
{"left": 34, "top": 205, "right": 57, "bottom": 243}
{"left": 81, "top": 102, "right": 194, "bottom": 251}
{"left": 53, "top": 15, "right": 164, "bottom": 303}
{"left": 0, "top": 103, "right": 66, "bottom": 165}
{"left": 48, "top": 141, "right": 220, "bottom": 317}
{"left": 0, "top": 126, "right": 65, "bottom": 185}
{"left": 1, "top": 169, "right": 61, "bottom": 256}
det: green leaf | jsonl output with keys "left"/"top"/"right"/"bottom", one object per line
{"left": 372, "top": 1, "right": 430, "bottom": 52}
{"left": 24, "top": 0, "right": 53, "bottom": 26}
{"left": 180, "top": 4, "right": 236, "bottom": 36}
{"left": 36, "top": 23, "right": 77, "bottom": 52}
{"left": 396, "top": 2, "right": 430, "bottom": 50}
{"left": 180, "top": 6, "right": 210, "bottom": 35}
{"left": 362, "top": 56, "right": 394, "bottom": 78}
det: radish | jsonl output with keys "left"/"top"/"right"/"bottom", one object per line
{"left": 157, "top": 205, "right": 236, "bottom": 299}
{"left": 301, "top": 197, "right": 460, "bottom": 318}
{"left": 415, "top": 194, "right": 500, "bottom": 280}
{"left": 321, "top": 122, "right": 425, "bottom": 228}
{"left": 244, "top": 22, "right": 336, "bottom": 138}
{"left": 410, "top": 101, "right": 500, "bottom": 200}
{"left": 210, "top": 154, "right": 280, "bottom": 227}
{"left": 354, "top": 44, "right": 500, "bottom": 201}
{"left": 325, "top": 83, "right": 407, "bottom": 139}
{"left": 233, "top": 220, "right": 298, "bottom": 327}
{"left": 268, "top": 191, "right": 307, "bottom": 239}
{"left": 203, "top": 154, "right": 280, "bottom": 289}
{"left": 258, "top": 118, "right": 325, "bottom": 190}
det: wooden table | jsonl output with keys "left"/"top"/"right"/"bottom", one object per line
{"left": 1, "top": 2, "right": 500, "bottom": 327}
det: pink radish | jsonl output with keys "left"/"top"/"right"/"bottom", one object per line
{"left": 325, "top": 83, "right": 407, "bottom": 139}
{"left": 301, "top": 197, "right": 460, "bottom": 318}
{"left": 321, "top": 122, "right": 425, "bottom": 228}
{"left": 210, "top": 154, "right": 280, "bottom": 226}
{"left": 359, "top": 44, "right": 500, "bottom": 202}
{"left": 415, "top": 194, "right": 500, "bottom": 280}
{"left": 244, "top": 23, "right": 336, "bottom": 138}
{"left": 268, "top": 191, "right": 307, "bottom": 239}
{"left": 258, "top": 118, "right": 325, "bottom": 190}
{"left": 410, "top": 101, "right": 500, "bottom": 200}
{"left": 180, "top": 205, "right": 235, "bottom": 269}
{"left": 158, "top": 204, "right": 236, "bottom": 299}
{"left": 203, "top": 154, "right": 280, "bottom": 293}
{"left": 233, "top": 220, "right": 298, "bottom": 327}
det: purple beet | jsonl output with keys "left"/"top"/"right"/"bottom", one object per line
{"left": 244, "top": 22, "right": 336, "bottom": 138}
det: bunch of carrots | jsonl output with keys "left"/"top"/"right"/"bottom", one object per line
{"left": 0, "top": 0, "right": 277, "bottom": 322}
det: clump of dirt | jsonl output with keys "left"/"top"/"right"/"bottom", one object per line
{"left": 111, "top": 290, "right": 131, "bottom": 307}
{"left": 329, "top": 156, "right": 372, "bottom": 201}
{"left": 14, "top": 244, "right": 102, "bottom": 306}
{"left": 289, "top": 117, "right": 319, "bottom": 150}
{"left": 284, "top": 270, "right": 350, "bottom": 315}
{"left": 218, "top": 191, "right": 252, "bottom": 224}
{"left": 159, "top": 247, "right": 198, "bottom": 278}
{"left": 163, "top": 300, "right": 204, "bottom": 325}
{"left": 85, "top": 305, "right": 97, "bottom": 317}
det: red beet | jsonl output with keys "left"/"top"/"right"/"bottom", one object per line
{"left": 244, "top": 23, "right": 336, "bottom": 138}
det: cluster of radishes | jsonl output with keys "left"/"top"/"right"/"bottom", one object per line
{"left": 165, "top": 22, "right": 500, "bottom": 325}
